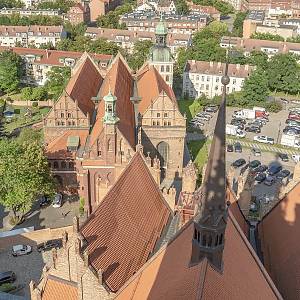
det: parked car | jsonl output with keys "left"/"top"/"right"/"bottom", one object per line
{"left": 280, "top": 98, "right": 289, "bottom": 104}
{"left": 254, "top": 135, "right": 274, "bottom": 144}
{"left": 231, "top": 118, "right": 246, "bottom": 124}
{"left": 227, "top": 144, "right": 234, "bottom": 152}
{"left": 52, "top": 193, "right": 63, "bottom": 208}
{"left": 248, "top": 121, "right": 262, "bottom": 128}
{"left": 255, "top": 173, "right": 266, "bottom": 183}
{"left": 245, "top": 126, "right": 261, "bottom": 133}
{"left": 39, "top": 195, "right": 51, "bottom": 207}
{"left": 37, "top": 239, "right": 63, "bottom": 252}
{"left": 255, "top": 165, "right": 268, "bottom": 173}
{"left": 264, "top": 175, "right": 275, "bottom": 186}
{"left": 251, "top": 148, "right": 261, "bottom": 156}
{"left": 204, "top": 105, "right": 218, "bottom": 113}
{"left": 277, "top": 153, "right": 289, "bottom": 162}
{"left": 232, "top": 158, "right": 246, "bottom": 168}
{"left": 288, "top": 113, "right": 300, "bottom": 121}
{"left": 0, "top": 271, "right": 16, "bottom": 285}
{"left": 277, "top": 169, "right": 291, "bottom": 179}
{"left": 268, "top": 165, "right": 283, "bottom": 176}
{"left": 12, "top": 244, "right": 32, "bottom": 257}
{"left": 249, "top": 160, "right": 261, "bottom": 169}
{"left": 233, "top": 142, "right": 242, "bottom": 153}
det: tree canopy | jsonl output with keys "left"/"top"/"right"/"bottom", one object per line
{"left": 0, "top": 14, "right": 63, "bottom": 26}
{"left": 127, "top": 40, "right": 153, "bottom": 70}
{"left": 251, "top": 32, "right": 285, "bottom": 42}
{"left": 232, "top": 11, "right": 247, "bottom": 37}
{"left": 37, "top": 0, "right": 75, "bottom": 13}
{"left": 175, "top": 0, "right": 189, "bottom": 15}
{"left": 0, "top": 50, "right": 23, "bottom": 93}
{"left": 0, "top": 0, "right": 22, "bottom": 8}
{"left": 192, "top": 0, "right": 234, "bottom": 16}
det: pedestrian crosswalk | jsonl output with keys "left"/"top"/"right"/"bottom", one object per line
{"left": 227, "top": 138, "right": 300, "bottom": 155}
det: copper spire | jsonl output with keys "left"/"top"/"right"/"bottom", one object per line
{"left": 190, "top": 59, "right": 230, "bottom": 271}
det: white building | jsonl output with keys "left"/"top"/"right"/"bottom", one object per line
{"left": 0, "top": 7, "right": 62, "bottom": 17}
{"left": 0, "top": 25, "right": 66, "bottom": 48}
{"left": 183, "top": 60, "right": 255, "bottom": 99}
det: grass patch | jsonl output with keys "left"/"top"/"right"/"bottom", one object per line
{"left": 177, "top": 99, "right": 202, "bottom": 122}
{"left": 187, "top": 139, "right": 210, "bottom": 171}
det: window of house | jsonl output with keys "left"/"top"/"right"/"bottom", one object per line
{"left": 68, "top": 121, "right": 71, "bottom": 126}
{"left": 233, "top": 79, "right": 236, "bottom": 84}
{"left": 168, "top": 121, "right": 171, "bottom": 126}
{"left": 166, "top": 65, "right": 170, "bottom": 72}
{"left": 61, "top": 113, "right": 64, "bottom": 118}
{"left": 98, "top": 150, "right": 102, "bottom": 157}
{"left": 61, "top": 161, "right": 67, "bottom": 168}
{"left": 161, "top": 65, "right": 165, "bottom": 72}
{"left": 61, "top": 122, "right": 65, "bottom": 125}
{"left": 67, "top": 113, "right": 71, "bottom": 118}
{"left": 166, "top": 75, "right": 170, "bottom": 82}
{"left": 157, "top": 121, "right": 160, "bottom": 126}
{"left": 72, "top": 121, "right": 75, "bottom": 126}
{"left": 164, "top": 113, "right": 168, "bottom": 117}
{"left": 164, "top": 121, "right": 167, "bottom": 126}
{"left": 53, "top": 161, "right": 59, "bottom": 169}
{"left": 69, "top": 162, "right": 74, "bottom": 169}
{"left": 157, "top": 113, "right": 160, "bottom": 117}
{"left": 153, "top": 121, "right": 156, "bottom": 126}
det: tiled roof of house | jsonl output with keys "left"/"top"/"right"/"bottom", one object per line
{"left": 80, "top": 152, "right": 172, "bottom": 293}
{"left": 258, "top": 181, "right": 300, "bottom": 300}
{"left": 0, "top": 25, "right": 64, "bottom": 36}
{"left": 137, "top": 64, "right": 177, "bottom": 114}
{"left": 66, "top": 54, "right": 103, "bottom": 117}
{"left": 41, "top": 275, "right": 77, "bottom": 300}
{"left": 89, "top": 54, "right": 136, "bottom": 148}
{"left": 115, "top": 211, "right": 281, "bottom": 300}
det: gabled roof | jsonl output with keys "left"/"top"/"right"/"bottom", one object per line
{"left": 137, "top": 64, "right": 177, "bottom": 114}
{"left": 89, "top": 54, "right": 135, "bottom": 147}
{"left": 65, "top": 54, "right": 103, "bottom": 117}
{"left": 41, "top": 275, "right": 77, "bottom": 300}
{"left": 80, "top": 152, "right": 172, "bottom": 293}
{"left": 115, "top": 211, "right": 281, "bottom": 300}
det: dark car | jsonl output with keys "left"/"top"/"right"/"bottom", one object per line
{"left": 277, "top": 169, "right": 291, "bottom": 179}
{"left": 232, "top": 158, "right": 246, "bottom": 168}
{"left": 0, "top": 271, "right": 16, "bottom": 284}
{"left": 204, "top": 105, "right": 218, "bottom": 113}
{"left": 249, "top": 160, "right": 261, "bottom": 169}
{"left": 277, "top": 153, "right": 289, "bottom": 162}
{"left": 251, "top": 148, "right": 261, "bottom": 156}
{"left": 227, "top": 144, "right": 234, "bottom": 152}
{"left": 268, "top": 165, "right": 283, "bottom": 176}
{"left": 255, "top": 173, "right": 266, "bottom": 183}
{"left": 231, "top": 118, "right": 246, "bottom": 124}
{"left": 39, "top": 195, "right": 51, "bottom": 207}
{"left": 234, "top": 142, "right": 242, "bottom": 153}
{"left": 37, "top": 239, "right": 62, "bottom": 252}
{"left": 255, "top": 164, "right": 267, "bottom": 173}
{"left": 245, "top": 126, "right": 261, "bottom": 133}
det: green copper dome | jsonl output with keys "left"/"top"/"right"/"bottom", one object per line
{"left": 155, "top": 20, "right": 168, "bottom": 35}
{"left": 103, "top": 91, "right": 117, "bottom": 103}
{"left": 150, "top": 46, "right": 172, "bottom": 62}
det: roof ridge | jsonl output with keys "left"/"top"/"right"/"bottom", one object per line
{"left": 228, "top": 211, "right": 283, "bottom": 299}
{"left": 197, "top": 258, "right": 208, "bottom": 300}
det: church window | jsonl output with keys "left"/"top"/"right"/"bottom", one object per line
{"left": 153, "top": 121, "right": 156, "bottom": 126}
{"left": 68, "top": 121, "right": 72, "bottom": 126}
{"left": 61, "top": 161, "right": 67, "bottom": 169}
{"left": 219, "top": 234, "right": 223, "bottom": 245}
{"left": 166, "top": 65, "right": 170, "bottom": 72}
{"left": 157, "top": 141, "right": 169, "bottom": 168}
{"left": 68, "top": 113, "right": 72, "bottom": 118}
{"left": 168, "top": 121, "right": 171, "bottom": 126}
{"left": 61, "top": 113, "right": 64, "bottom": 118}
{"left": 69, "top": 162, "right": 74, "bottom": 169}
{"left": 61, "top": 121, "right": 65, "bottom": 125}
{"left": 53, "top": 161, "right": 59, "bottom": 169}
{"left": 157, "top": 121, "right": 160, "bottom": 126}
{"left": 72, "top": 121, "right": 75, "bottom": 126}
{"left": 202, "top": 234, "right": 207, "bottom": 246}
{"left": 107, "top": 104, "right": 112, "bottom": 113}
{"left": 98, "top": 150, "right": 102, "bottom": 157}
{"left": 215, "top": 235, "right": 219, "bottom": 246}
{"left": 161, "top": 65, "right": 165, "bottom": 72}
{"left": 119, "top": 138, "right": 123, "bottom": 152}
{"left": 164, "top": 113, "right": 168, "bottom": 117}
{"left": 166, "top": 75, "right": 170, "bottom": 82}
{"left": 107, "top": 139, "right": 112, "bottom": 151}
{"left": 164, "top": 121, "right": 167, "bottom": 126}
{"left": 57, "top": 121, "right": 61, "bottom": 126}
{"left": 157, "top": 113, "right": 160, "bottom": 117}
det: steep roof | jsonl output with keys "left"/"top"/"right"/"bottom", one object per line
{"left": 65, "top": 54, "right": 103, "bottom": 117}
{"left": 89, "top": 54, "right": 135, "bottom": 147}
{"left": 137, "top": 64, "right": 177, "bottom": 114}
{"left": 79, "top": 152, "right": 172, "bottom": 293}
{"left": 41, "top": 275, "right": 77, "bottom": 300}
{"left": 258, "top": 181, "right": 300, "bottom": 300}
{"left": 115, "top": 212, "right": 281, "bottom": 300}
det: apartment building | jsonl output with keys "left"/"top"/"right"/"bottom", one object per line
{"left": 220, "top": 35, "right": 300, "bottom": 57}
{"left": 66, "top": 2, "right": 90, "bottom": 25}
{"left": 0, "top": 47, "right": 112, "bottom": 85}
{"left": 223, "top": 0, "right": 243, "bottom": 10}
{"left": 120, "top": 11, "right": 209, "bottom": 34}
{"left": 187, "top": 2, "right": 221, "bottom": 20}
{"left": 183, "top": 60, "right": 254, "bottom": 98}
{"left": 0, "top": 7, "right": 62, "bottom": 17}
{"left": 0, "top": 25, "right": 66, "bottom": 48}
{"left": 89, "top": 0, "right": 122, "bottom": 22}
{"left": 85, "top": 27, "right": 191, "bottom": 54}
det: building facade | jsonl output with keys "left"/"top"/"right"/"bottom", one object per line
{"left": 89, "top": 0, "right": 122, "bottom": 22}
{"left": 0, "top": 25, "right": 66, "bottom": 48}
{"left": 0, "top": 7, "right": 62, "bottom": 17}
{"left": 183, "top": 60, "right": 254, "bottom": 98}
{"left": 66, "top": 2, "right": 90, "bottom": 25}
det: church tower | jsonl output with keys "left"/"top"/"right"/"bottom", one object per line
{"left": 149, "top": 16, "right": 174, "bottom": 88}
{"left": 102, "top": 90, "right": 119, "bottom": 164}
{"left": 190, "top": 62, "right": 230, "bottom": 272}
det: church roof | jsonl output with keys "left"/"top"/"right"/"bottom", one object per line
{"left": 89, "top": 54, "right": 136, "bottom": 148}
{"left": 115, "top": 211, "right": 281, "bottom": 300}
{"left": 65, "top": 54, "right": 103, "bottom": 117}
{"left": 137, "top": 64, "right": 177, "bottom": 114}
{"left": 79, "top": 152, "right": 172, "bottom": 293}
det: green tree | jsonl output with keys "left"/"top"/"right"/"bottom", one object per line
{"left": 32, "top": 86, "right": 48, "bottom": 101}
{"left": 127, "top": 40, "right": 153, "bottom": 70}
{"left": 251, "top": 32, "right": 284, "bottom": 42}
{"left": 37, "top": 0, "right": 74, "bottom": 13}
{"left": 246, "top": 50, "right": 268, "bottom": 69}
{"left": 21, "top": 87, "right": 33, "bottom": 101}
{"left": 45, "top": 66, "right": 71, "bottom": 99}
{"left": 0, "top": 50, "right": 22, "bottom": 93}
{"left": 242, "top": 68, "right": 269, "bottom": 103}
{"left": 0, "top": 139, "right": 55, "bottom": 220}
{"left": 175, "top": 0, "right": 189, "bottom": 15}
{"left": 232, "top": 11, "right": 247, "bottom": 37}
{"left": 0, "top": 0, "right": 22, "bottom": 8}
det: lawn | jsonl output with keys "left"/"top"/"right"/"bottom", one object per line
{"left": 177, "top": 99, "right": 202, "bottom": 122}
{"left": 3, "top": 105, "right": 50, "bottom": 134}
{"left": 187, "top": 139, "right": 210, "bottom": 172}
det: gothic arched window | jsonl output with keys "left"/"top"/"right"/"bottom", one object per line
{"left": 69, "top": 162, "right": 74, "bottom": 169}
{"left": 107, "top": 139, "right": 112, "bottom": 151}
{"left": 61, "top": 161, "right": 67, "bottom": 169}
{"left": 53, "top": 161, "right": 59, "bottom": 169}
{"left": 208, "top": 235, "right": 213, "bottom": 247}
{"left": 166, "top": 75, "right": 170, "bottom": 82}
{"left": 202, "top": 234, "right": 207, "bottom": 247}
{"left": 157, "top": 141, "right": 169, "bottom": 168}
{"left": 215, "top": 235, "right": 219, "bottom": 246}
{"left": 219, "top": 234, "right": 223, "bottom": 245}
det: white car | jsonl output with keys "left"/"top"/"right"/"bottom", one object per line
{"left": 254, "top": 135, "right": 274, "bottom": 144}
{"left": 12, "top": 245, "right": 32, "bottom": 257}
{"left": 52, "top": 193, "right": 63, "bottom": 208}
{"left": 292, "top": 154, "right": 300, "bottom": 162}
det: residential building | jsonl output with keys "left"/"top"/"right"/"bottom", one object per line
{"left": 187, "top": 2, "right": 221, "bottom": 20}
{"left": 120, "top": 11, "right": 209, "bottom": 34}
{"left": 182, "top": 60, "right": 254, "bottom": 99}
{"left": 0, "top": 7, "right": 62, "bottom": 17}
{"left": 0, "top": 47, "right": 111, "bottom": 86}
{"left": 256, "top": 23, "right": 297, "bottom": 39}
{"left": 66, "top": 2, "right": 90, "bottom": 25}
{"left": 156, "top": 0, "right": 176, "bottom": 13}
{"left": 148, "top": 19, "right": 174, "bottom": 87}
{"left": 21, "top": 0, "right": 40, "bottom": 8}
{"left": 30, "top": 64, "right": 282, "bottom": 300}
{"left": 0, "top": 25, "right": 66, "bottom": 48}
{"left": 220, "top": 35, "right": 300, "bottom": 57}
{"left": 224, "top": 0, "right": 243, "bottom": 10}
{"left": 85, "top": 27, "right": 191, "bottom": 54}
{"left": 280, "top": 17, "right": 300, "bottom": 33}
{"left": 89, "top": 0, "right": 122, "bottom": 22}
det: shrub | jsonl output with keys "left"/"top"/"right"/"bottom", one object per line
{"left": 263, "top": 101, "right": 282, "bottom": 113}
{"left": 0, "top": 283, "right": 15, "bottom": 292}
{"left": 32, "top": 101, "right": 38, "bottom": 108}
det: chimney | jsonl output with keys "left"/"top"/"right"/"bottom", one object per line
{"left": 97, "top": 269, "right": 103, "bottom": 285}
{"left": 45, "top": 49, "right": 49, "bottom": 59}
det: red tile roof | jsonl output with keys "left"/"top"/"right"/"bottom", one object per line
{"left": 80, "top": 152, "right": 172, "bottom": 292}
{"left": 41, "top": 275, "right": 77, "bottom": 300}
{"left": 66, "top": 54, "right": 103, "bottom": 117}
{"left": 115, "top": 211, "right": 281, "bottom": 300}
{"left": 90, "top": 54, "right": 136, "bottom": 148}
{"left": 258, "top": 182, "right": 300, "bottom": 300}
{"left": 137, "top": 64, "right": 177, "bottom": 114}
